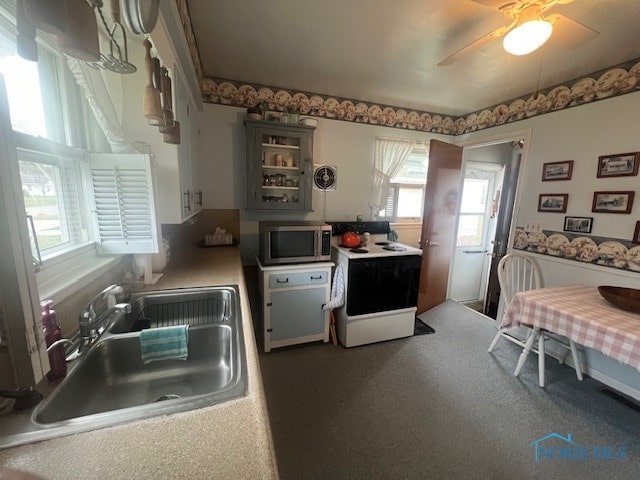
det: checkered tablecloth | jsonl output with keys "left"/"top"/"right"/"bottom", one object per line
{"left": 501, "top": 285, "right": 640, "bottom": 372}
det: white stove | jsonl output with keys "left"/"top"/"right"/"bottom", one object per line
{"left": 332, "top": 239, "right": 422, "bottom": 259}
{"left": 327, "top": 222, "right": 423, "bottom": 348}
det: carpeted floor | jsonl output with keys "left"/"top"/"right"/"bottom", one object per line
{"left": 258, "top": 300, "right": 640, "bottom": 480}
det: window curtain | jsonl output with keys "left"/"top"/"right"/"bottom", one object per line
{"left": 368, "top": 137, "right": 416, "bottom": 213}
{"left": 66, "top": 58, "right": 135, "bottom": 154}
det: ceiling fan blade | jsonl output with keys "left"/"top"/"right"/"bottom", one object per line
{"left": 438, "top": 24, "right": 511, "bottom": 66}
{"left": 546, "top": 13, "right": 599, "bottom": 50}
{"left": 470, "top": 0, "right": 514, "bottom": 9}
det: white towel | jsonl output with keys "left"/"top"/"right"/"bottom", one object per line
{"left": 323, "top": 266, "right": 345, "bottom": 310}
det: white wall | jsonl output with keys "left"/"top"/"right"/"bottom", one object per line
{"left": 459, "top": 91, "right": 640, "bottom": 285}
{"left": 196, "top": 103, "right": 448, "bottom": 263}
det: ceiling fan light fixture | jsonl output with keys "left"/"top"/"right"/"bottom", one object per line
{"left": 503, "top": 19, "right": 553, "bottom": 56}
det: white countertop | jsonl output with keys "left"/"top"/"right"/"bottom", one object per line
{"left": 0, "top": 246, "right": 279, "bottom": 480}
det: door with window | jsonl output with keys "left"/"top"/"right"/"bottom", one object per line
{"left": 449, "top": 164, "right": 503, "bottom": 303}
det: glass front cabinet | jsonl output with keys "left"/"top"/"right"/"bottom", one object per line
{"left": 245, "top": 120, "right": 316, "bottom": 212}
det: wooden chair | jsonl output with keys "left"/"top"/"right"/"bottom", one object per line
{"left": 487, "top": 252, "right": 583, "bottom": 387}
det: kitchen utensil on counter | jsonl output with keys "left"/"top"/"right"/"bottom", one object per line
{"left": 58, "top": 0, "right": 100, "bottom": 62}
{"left": 143, "top": 39, "right": 163, "bottom": 124}
{"left": 341, "top": 231, "right": 360, "bottom": 248}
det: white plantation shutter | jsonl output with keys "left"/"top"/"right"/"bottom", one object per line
{"left": 89, "top": 153, "right": 159, "bottom": 254}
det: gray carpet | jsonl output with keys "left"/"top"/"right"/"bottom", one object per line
{"left": 258, "top": 301, "right": 640, "bottom": 479}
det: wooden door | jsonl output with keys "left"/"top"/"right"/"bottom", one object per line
{"left": 417, "top": 139, "right": 463, "bottom": 313}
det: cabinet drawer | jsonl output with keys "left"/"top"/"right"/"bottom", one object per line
{"left": 269, "top": 270, "right": 328, "bottom": 288}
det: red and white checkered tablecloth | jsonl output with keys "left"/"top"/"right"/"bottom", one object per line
{"left": 501, "top": 284, "right": 640, "bottom": 372}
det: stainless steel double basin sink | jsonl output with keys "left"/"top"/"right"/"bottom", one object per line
{"left": 31, "top": 286, "right": 247, "bottom": 433}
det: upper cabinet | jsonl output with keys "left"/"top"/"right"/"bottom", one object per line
{"left": 245, "top": 120, "right": 315, "bottom": 212}
{"left": 174, "top": 66, "right": 201, "bottom": 219}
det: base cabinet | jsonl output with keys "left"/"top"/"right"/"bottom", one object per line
{"left": 257, "top": 259, "right": 333, "bottom": 352}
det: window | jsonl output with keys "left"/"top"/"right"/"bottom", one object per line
{"left": 379, "top": 148, "right": 428, "bottom": 222}
{"left": 0, "top": 10, "right": 103, "bottom": 265}
{"left": 18, "top": 143, "right": 90, "bottom": 258}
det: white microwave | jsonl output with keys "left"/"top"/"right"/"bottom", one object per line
{"left": 259, "top": 221, "right": 332, "bottom": 265}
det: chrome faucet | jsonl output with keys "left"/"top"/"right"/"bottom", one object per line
{"left": 76, "top": 284, "right": 131, "bottom": 355}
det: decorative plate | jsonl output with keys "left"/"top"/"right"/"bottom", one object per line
{"left": 596, "top": 68, "right": 628, "bottom": 99}
{"left": 309, "top": 95, "right": 325, "bottom": 115}
{"left": 355, "top": 102, "right": 369, "bottom": 121}
{"left": 341, "top": 100, "right": 356, "bottom": 121}
{"left": 465, "top": 113, "right": 478, "bottom": 131}
{"left": 527, "top": 232, "right": 547, "bottom": 253}
{"left": 570, "top": 77, "right": 597, "bottom": 104}
{"left": 238, "top": 85, "right": 258, "bottom": 107}
{"left": 547, "top": 86, "right": 570, "bottom": 110}
{"left": 570, "top": 237, "right": 598, "bottom": 263}
{"left": 395, "top": 109, "right": 408, "bottom": 128}
{"left": 274, "top": 90, "right": 292, "bottom": 111}
{"left": 431, "top": 115, "right": 443, "bottom": 132}
{"left": 597, "top": 241, "right": 628, "bottom": 268}
{"left": 324, "top": 98, "right": 340, "bottom": 118}
{"left": 628, "top": 245, "right": 640, "bottom": 272}
{"left": 292, "top": 93, "right": 310, "bottom": 114}
{"left": 493, "top": 104, "right": 509, "bottom": 125}
{"left": 546, "top": 233, "right": 569, "bottom": 256}
{"left": 513, "top": 228, "right": 528, "bottom": 249}
{"left": 419, "top": 113, "right": 432, "bottom": 131}
{"left": 368, "top": 105, "right": 382, "bottom": 124}
{"left": 258, "top": 87, "right": 275, "bottom": 109}
{"left": 508, "top": 99, "right": 526, "bottom": 121}
{"left": 218, "top": 82, "right": 237, "bottom": 105}
{"left": 407, "top": 111, "right": 419, "bottom": 129}
{"left": 382, "top": 107, "right": 396, "bottom": 126}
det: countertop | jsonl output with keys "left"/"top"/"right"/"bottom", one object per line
{"left": 0, "top": 246, "right": 279, "bottom": 480}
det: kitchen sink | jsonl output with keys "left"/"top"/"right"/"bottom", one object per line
{"left": 32, "top": 286, "right": 247, "bottom": 429}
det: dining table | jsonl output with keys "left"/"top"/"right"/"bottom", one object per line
{"left": 501, "top": 284, "right": 640, "bottom": 372}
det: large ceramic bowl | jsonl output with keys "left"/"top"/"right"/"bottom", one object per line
{"left": 597, "top": 286, "right": 640, "bottom": 314}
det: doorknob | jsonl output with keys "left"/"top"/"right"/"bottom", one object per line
{"left": 424, "top": 240, "right": 439, "bottom": 247}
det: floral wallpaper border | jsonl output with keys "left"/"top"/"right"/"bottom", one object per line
{"left": 513, "top": 227, "right": 640, "bottom": 274}
{"left": 199, "top": 56, "right": 640, "bottom": 136}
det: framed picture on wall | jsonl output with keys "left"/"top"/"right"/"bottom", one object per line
{"left": 564, "top": 216, "right": 593, "bottom": 233}
{"left": 597, "top": 152, "right": 640, "bottom": 178}
{"left": 542, "top": 160, "right": 574, "bottom": 181}
{"left": 633, "top": 221, "right": 640, "bottom": 244}
{"left": 592, "top": 191, "right": 635, "bottom": 213}
{"left": 538, "top": 194, "right": 568, "bottom": 213}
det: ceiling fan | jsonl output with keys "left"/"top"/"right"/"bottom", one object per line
{"left": 438, "top": 0, "right": 599, "bottom": 66}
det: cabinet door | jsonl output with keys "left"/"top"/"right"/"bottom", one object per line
{"left": 174, "top": 67, "right": 201, "bottom": 219}
{"left": 246, "top": 121, "right": 314, "bottom": 211}
{"left": 268, "top": 287, "right": 326, "bottom": 341}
